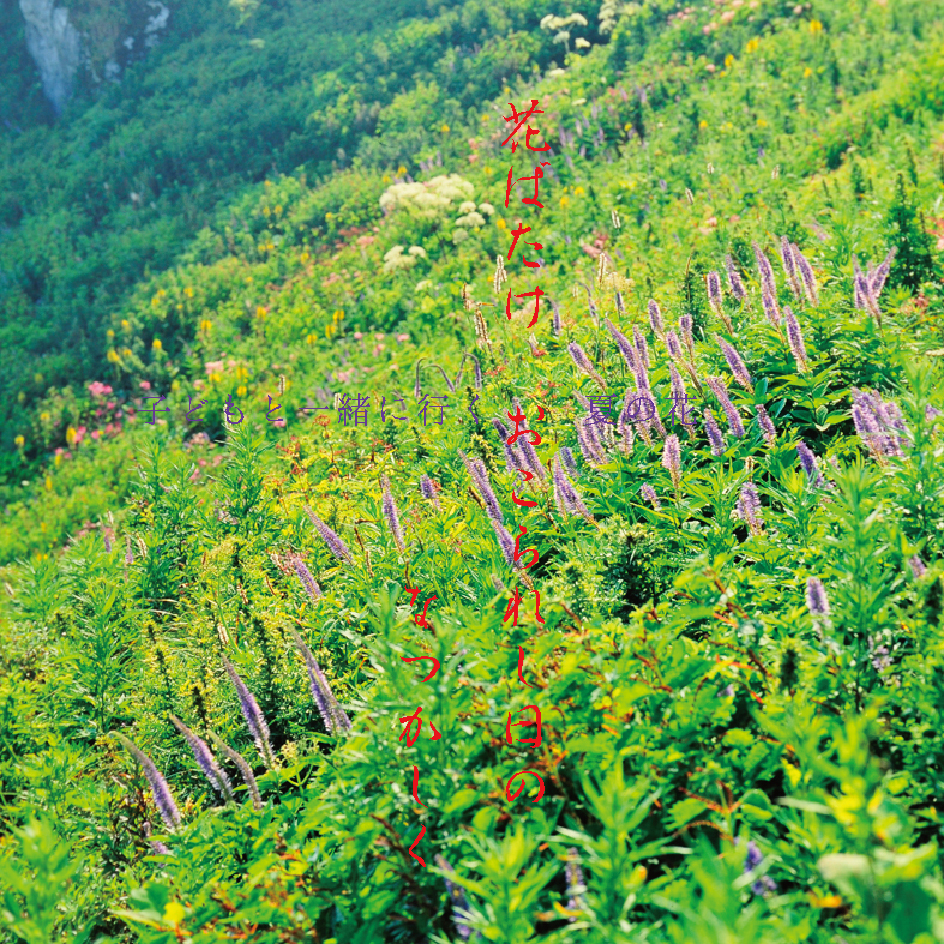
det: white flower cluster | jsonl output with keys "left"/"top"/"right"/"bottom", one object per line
{"left": 379, "top": 174, "right": 475, "bottom": 219}
{"left": 383, "top": 245, "right": 428, "bottom": 273}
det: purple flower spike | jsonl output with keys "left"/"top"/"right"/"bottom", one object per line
{"left": 551, "top": 299, "right": 562, "bottom": 337}
{"left": 725, "top": 254, "right": 746, "bottom": 301}
{"left": 293, "top": 556, "right": 322, "bottom": 601}
{"left": 559, "top": 446, "right": 579, "bottom": 475}
{"left": 552, "top": 453, "right": 591, "bottom": 519}
{"left": 606, "top": 318, "right": 639, "bottom": 372}
{"left": 567, "top": 341, "right": 607, "bottom": 390}
{"left": 796, "top": 441, "right": 818, "bottom": 479}
{"left": 781, "top": 234, "right": 801, "bottom": 297}
{"left": 208, "top": 731, "right": 262, "bottom": 810}
{"left": 703, "top": 408, "right": 725, "bottom": 457}
{"left": 784, "top": 306, "right": 809, "bottom": 373}
{"left": 648, "top": 299, "right": 665, "bottom": 338}
{"left": 380, "top": 474, "right": 406, "bottom": 552}
{"left": 792, "top": 244, "right": 819, "bottom": 306}
{"left": 755, "top": 404, "right": 777, "bottom": 447}
{"left": 633, "top": 325, "right": 650, "bottom": 370}
{"left": 640, "top": 484, "right": 661, "bottom": 510}
{"left": 753, "top": 241, "right": 776, "bottom": 296}
{"left": 719, "top": 339, "right": 753, "bottom": 392}
{"left": 491, "top": 518, "right": 518, "bottom": 568}
{"left": 564, "top": 848, "right": 586, "bottom": 921}
{"left": 737, "top": 481, "right": 763, "bottom": 536}
{"left": 419, "top": 473, "right": 442, "bottom": 510}
{"left": 125, "top": 536, "right": 134, "bottom": 565}
{"left": 909, "top": 555, "right": 927, "bottom": 579}
{"left": 707, "top": 376, "right": 744, "bottom": 438}
{"left": 222, "top": 657, "right": 275, "bottom": 769}
{"left": 761, "top": 290, "right": 782, "bottom": 329}
{"left": 292, "top": 629, "right": 352, "bottom": 735}
{"left": 661, "top": 434, "right": 682, "bottom": 491}
{"left": 679, "top": 314, "right": 695, "bottom": 358}
{"left": 805, "top": 577, "right": 830, "bottom": 616}
{"left": 666, "top": 329, "right": 683, "bottom": 360}
{"left": 304, "top": 507, "right": 355, "bottom": 564}
{"left": 707, "top": 270, "right": 723, "bottom": 316}
{"left": 460, "top": 449, "right": 505, "bottom": 524}
{"left": 116, "top": 734, "right": 182, "bottom": 831}
{"left": 169, "top": 714, "right": 234, "bottom": 802}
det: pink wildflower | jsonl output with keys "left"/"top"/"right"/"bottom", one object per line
{"left": 139, "top": 380, "right": 151, "bottom": 391}
{"left": 354, "top": 331, "right": 363, "bottom": 339}
{"left": 91, "top": 430, "right": 101, "bottom": 440}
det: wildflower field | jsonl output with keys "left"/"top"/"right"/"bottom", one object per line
{"left": 2, "top": 0, "right": 944, "bottom": 941}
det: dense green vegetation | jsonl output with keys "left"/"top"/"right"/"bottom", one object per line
{"left": 2, "top": 0, "right": 944, "bottom": 940}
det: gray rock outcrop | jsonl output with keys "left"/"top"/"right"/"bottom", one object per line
{"left": 18, "top": 0, "right": 81, "bottom": 117}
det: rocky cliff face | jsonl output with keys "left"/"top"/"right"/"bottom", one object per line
{"left": 18, "top": 0, "right": 170, "bottom": 117}
{"left": 18, "top": 0, "right": 81, "bottom": 117}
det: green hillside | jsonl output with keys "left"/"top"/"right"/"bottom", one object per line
{"left": 1, "top": 0, "right": 944, "bottom": 941}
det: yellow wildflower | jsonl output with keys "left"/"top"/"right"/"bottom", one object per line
{"left": 66, "top": 426, "right": 76, "bottom": 445}
{"left": 559, "top": 196, "right": 570, "bottom": 208}
{"left": 264, "top": 180, "right": 272, "bottom": 189}
{"left": 14, "top": 435, "right": 24, "bottom": 448}
{"left": 121, "top": 319, "right": 130, "bottom": 331}
{"left": 40, "top": 412, "right": 50, "bottom": 422}
{"left": 184, "top": 287, "right": 194, "bottom": 298}
{"left": 497, "top": 218, "right": 507, "bottom": 229}
{"left": 810, "top": 19, "right": 822, "bottom": 33}
{"left": 152, "top": 338, "right": 162, "bottom": 351}
{"left": 574, "top": 186, "right": 585, "bottom": 196}
{"left": 107, "top": 329, "right": 115, "bottom": 339}
{"left": 382, "top": 174, "right": 391, "bottom": 183}
{"left": 397, "top": 165, "right": 407, "bottom": 176}
{"left": 804, "top": 66, "right": 813, "bottom": 78}
{"left": 700, "top": 120, "right": 709, "bottom": 129}
{"left": 257, "top": 306, "right": 267, "bottom": 318}
{"left": 757, "top": 117, "right": 768, "bottom": 128}
{"left": 725, "top": 54, "right": 734, "bottom": 69}
{"left": 46, "top": 477, "right": 53, "bottom": 491}
{"left": 300, "top": 252, "right": 309, "bottom": 262}
{"left": 237, "top": 385, "right": 247, "bottom": 398}
{"left": 440, "top": 123, "right": 450, "bottom": 133}
{"left": 275, "top": 204, "right": 282, "bottom": 215}
{"left": 484, "top": 165, "right": 493, "bottom": 174}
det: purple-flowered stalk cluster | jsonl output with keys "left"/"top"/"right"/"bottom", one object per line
{"left": 784, "top": 306, "right": 809, "bottom": 373}
{"left": 706, "top": 376, "right": 745, "bottom": 438}
{"left": 292, "top": 629, "right": 352, "bottom": 735}
{"left": 304, "top": 506, "right": 355, "bottom": 564}
{"left": 169, "top": 714, "right": 233, "bottom": 803}
{"left": 853, "top": 248, "right": 895, "bottom": 325}
{"left": 805, "top": 576, "right": 830, "bottom": 617}
{"left": 737, "top": 481, "right": 764, "bottom": 536}
{"left": 661, "top": 434, "right": 682, "bottom": 492}
{"left": 567, "top": 341, "right": 607, "bottom": 391}
{"left": 419, "top": 473, "right": 442, "bottom": 510}
{"left": 116, "top": 733, "right": 182, "bottom": 831}
{"left": 755, "top": 404, "right": 777, "bottom": 447}
{"left": 223, "top": 656, "right": 275, "bottom": 769}
{"left": 718, "top": 338, "right": 753, "bottom": 393}
{"left": 851, "top": 388, "right": 908, "bottom": 462}
{"left": 380, "top": 474, "right": 406, "bottom": 552}
{"left": 208, "top": 730, "right": 262, "bottom": 810}
{"left": 293, "top": 556, "right": 322, "bottom": 601}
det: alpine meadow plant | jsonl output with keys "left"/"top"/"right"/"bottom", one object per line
{"left": 304, "top": 506, "right": 355, "bottom": 564}
{"left": 222, "top": 657, "right": 276, "bottom": 769}
{"left": 115, "top": 733, "right": 181, "bottom": 831}
{"left": 168, "top": 714, "right": 234, "bottom": 803}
